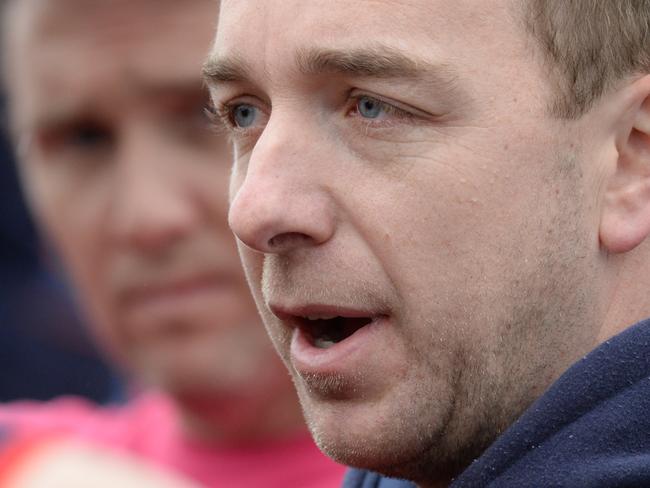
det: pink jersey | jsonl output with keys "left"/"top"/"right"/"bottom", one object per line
{"left": 0, "top": 392, "right": 346, "bottom": 488}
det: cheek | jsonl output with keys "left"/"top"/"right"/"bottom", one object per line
{"left": 348, "top": 145, "right": 546, "bottom": 326}
{"left": 25, "top": 164, "right": 111, "bottom": 314}
{"left": 237, "top": 244, "right": 265, "bottom": 301}
{"left": 352, "top": 172, "right": 489, "bottom": 282}
{"left": 51, "top": 216, "right": 106, "bottom": 309}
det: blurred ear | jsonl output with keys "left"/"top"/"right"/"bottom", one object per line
{"left": 600, "top": 75, "right": 650, "bottom": 254}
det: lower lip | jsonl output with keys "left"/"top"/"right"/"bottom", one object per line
{"left": 289, "top": 317, "right": 386, "bottom": 374}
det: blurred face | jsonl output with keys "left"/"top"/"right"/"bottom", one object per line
{"left": 7, "top": 0, "right": 292, "bottom": 417}
{"left": 211, "top": 0, "right": 611, "bottom": 481}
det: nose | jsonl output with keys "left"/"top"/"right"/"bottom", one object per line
{"left": 108, "top": 134, "right": 200, "bottom": 254}
{"left": 229, "top": 123, "right": 335, "bottom": 254}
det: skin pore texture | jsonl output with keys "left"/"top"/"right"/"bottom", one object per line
{"left": 5, "top": 0, "right": 305, "bottom": 444}
{"left": 207, "top": 0, "right": 650, "bottom": 486}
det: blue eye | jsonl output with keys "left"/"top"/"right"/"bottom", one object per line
{"left": 357, "top": 96, "right": 384, "bottom": 119}
{"left": 232, "top": 104, "right": 258, "bottom": 128}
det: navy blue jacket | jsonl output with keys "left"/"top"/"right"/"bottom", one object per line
{"left": 343, "top": 318, "right": 650, "bottom": 487}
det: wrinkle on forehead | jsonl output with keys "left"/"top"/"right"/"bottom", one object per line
{"left": 214, "top": 0, "right": 524, "bottom": 75}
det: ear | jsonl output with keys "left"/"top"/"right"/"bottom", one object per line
{"left": 600, "top": 75, "right": 650, "bottom": 254}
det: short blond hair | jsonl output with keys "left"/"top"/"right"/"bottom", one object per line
{"left": 526, "top": 1, "right": 650, "bottom": 118}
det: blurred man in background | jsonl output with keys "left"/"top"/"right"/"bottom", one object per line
{"left": 0, "top": 95, "right": 118, "bottom": 405}
{"left": 0, "top": 0, "right": 345, "bottom": 486}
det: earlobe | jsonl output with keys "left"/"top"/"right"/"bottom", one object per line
{"left": 635, "top": 96, "right": 650, "bottom": 134}
{"left": 600, "top": 179, "right": 650, "bottom": 253}
{"left": 600, "top": 79, "right": 650, "bottom": 254}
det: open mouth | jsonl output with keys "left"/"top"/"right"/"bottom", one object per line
{"left": 297, "top": 316, "right": 374, "bottom": 349}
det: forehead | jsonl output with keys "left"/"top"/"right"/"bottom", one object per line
{"left": 213, "top": 0, "right": 528, "bottom": 80}
{"left": 7, "top": 0, "right": 218, "bottom": 126}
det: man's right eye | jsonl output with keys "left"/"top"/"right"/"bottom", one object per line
{"left": 231, "top": 104, "right": 258, "bottom": 128}
{"left": 211, "top": 100, "right": 268, "bottom": 133}
{"left": 64, "top": 123, "right": 113, "bottom": 149}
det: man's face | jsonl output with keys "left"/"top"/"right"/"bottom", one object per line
{"left": 211, "top": 0, "right": 612, "bottom": 480}
{"left": 7, "top": 0, "right": 290, "bottom": 408}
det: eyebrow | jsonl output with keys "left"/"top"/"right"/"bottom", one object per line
{"left": 24, "top": 78, "right": 207, "bottom": 135}
{"left": 202, "top": 55, "right": 252, "bottom": 84}
{"left": 203, "top": 45, "right": 459, "bottom": 90}
{"left": 296, "top": 46, "right": 425, "bottom": 78}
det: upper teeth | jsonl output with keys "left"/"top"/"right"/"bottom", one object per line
{"left": 305, "top": 315, "right": 337, "bottom": 321}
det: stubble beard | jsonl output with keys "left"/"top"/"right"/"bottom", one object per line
{"left": 302, "top": 244, "right": 596, "bottom": 485}
{"left": 295, "top": 155, "right": 600, "bottom": 486}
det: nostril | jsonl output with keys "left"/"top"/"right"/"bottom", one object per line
{"left": 268, "top": 232, "right": 313, "bottom": 251}
{"left": 229, "top": 177, "right": 335, "bottom": 253}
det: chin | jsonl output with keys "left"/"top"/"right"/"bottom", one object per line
{"left": 298, "top": 395, "right": 400, "bottom": 463}
{"left": 307, "top": 417, "right": 423, "bottom": 478}
{"left": 308, "top": 412, "right": 463, "bottom": 484}
{"left": 131, "top": 351, "right": 208, "bottom": 392}
{"left": 297, "top": 377, "right": 466, "bottom": 481}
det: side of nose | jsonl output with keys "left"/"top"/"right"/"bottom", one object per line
{"left": 229, "top": 127, "right": 336, "bottom": 254}
{"left": 107, "top": 133, "right": 201, "bottom": 253}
